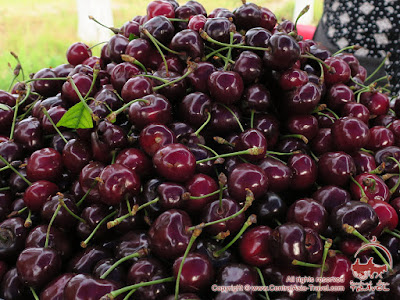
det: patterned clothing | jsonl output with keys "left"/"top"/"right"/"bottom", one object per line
{"left": 316, "top": 0, "right": 400, "bottom": 96}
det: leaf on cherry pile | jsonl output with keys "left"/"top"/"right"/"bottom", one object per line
{"left": 129, "top": 33, "right": 138, "bottom": 41}
{"left": 56, "top": 102, "right": 93, "bottom": 129}
{"left": 0, "top": 104, "right": 11, "bottom": 111}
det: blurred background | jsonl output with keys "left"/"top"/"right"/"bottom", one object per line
{"left": 0, "top": 0, "right": 323, "bottom": 91}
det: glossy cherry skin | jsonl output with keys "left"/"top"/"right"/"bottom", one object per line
{"left": 331, "top": 117, "right": 370, "bottom": 153}
{"left": 375, "top": 146, "right": 400, "bottom": 173}
{"left": 361, "top": 91, "right": 390, "bottom": 116}
{"left": 233, "top": 51, "right": 262, "bottom": 84}
{"left": 201, "top": 197, "right": 245, "bottom": 236}
{"left": 350, "top": 173, "right": 390, "bottom": 202}
{"left": 313, "top": 185, "right": 351, "bottom": 213}
{"left": 148, "top": 209, "right": 192, "bottom": 260}
{"left": 121, "top": 76, "right": 153, "bottom": 102}
{"left": 76, "top": 205, "right": 112, "bottom": 242}
{"left": 258, "top": 157, "right": 292, "bottom": 192}
{"left": 23, "top": 180, "right": 58, "bottom": 212}
{"left": 32, "top": 67, "right": 62, "bottom": 97}
{"left": 283, "top": 82, "right": 321, "bottom": 115}
{"left": 204, "top": 17, "right": 235, "bottom": 44}
{"left": 13, "top": 116, "right": 43, "bottom": 152}
{"left": 173, "top": 252, "right": 214, "bottom": 293}
{"left": 269, "top": 223, "right": 307, "bottom": 264}
{"left": 352, "top": 150, "right": 377, "bottom": 174}
{"left": 0, "top": 90, "right": 16, "bottom": 106}
{"left": 242, "top": 84, "right": 272, "bottom": 114}
{"left": 228, "top": 163, "right": 268, "bottom": 201}
{"left": 157, "top": 182, "right": 187, "bottom": 210}
{"left": 147, "top": 0, "right": 175, "bottom": 18}
{"left": 170, "top": 29, "right": 204, "bottom": 59}
{"left": 139, "top": 123, "right": 177, "bottom": 156}
{"left": 323, "top": 56, "right": 351, "bottom": 85}
{"left": 235, "top": 129, "right": 267, "bottom": 162}
{"left": 253, "top": 113, "right": 280, "bottom": 148}
{"left": 61, "top": 73, "right": 96, "bottom": 105}
{"left": 287, "top": 153, "right": 317, "bottom": 190}
{"left": 26, "top": 147, "right": 63, "bottom": 182}
{"left": 317, "top": 151, "right": 356, "bottom": 187}
{"left": 67, "top": 245, "right": 111, "bottom": 274}
{"left": 263, "top": 33, "right": 300, "bottom": 70}
{"left": 207, "top": 71, "right": 244, "bottom": 105}
{"left": 208, "top": 103, "right": 242, "bottom": 135}
{"left": 63, "top": 274, "right": 122, "bottom": 300}
{"left": 126, "top": 257, "right": 169, "bottom": 299}
{"left": 239, "top": 225, "right": 272, "bottom": 267}
{"left": 326, "top": 83, "right": 354, "bottom": 112}
{"left": 0, "top": 267, "right": 29, "bottom": 300}
{"left": 369, "top": 200, "right": 398, "bottom": 237}
{"left": 128, "top": 93, "right": 172, "bottom": 130}
{"left": 41, "top": 193, "right": 79, "bottom": 231}
{"left": 304, "top": 227, "right": 323, "bottom": 264}
{"left": 341, "top": 102, "right": 370, "bottom": 124}
{"left": 16, "top": 247, "right": 61, "bottom": 288}
{"left": 330, "top": 201, "right": 379, "bottom": 236}
{"left": 66, "top": 42, "right": 91, "bottom": 65}
{"left": 0, "top": 140, "right": 23, "bottom": 168}
{"left": 180, "top": 92, "right": 212, "bottom": 128}
{"left": 218, "top": 263, "right": 258, "bottom": 292}
{"left": 40, "top": 273, "right": 75, "bottom": 300}
{"left": 114, "top": 231, "right": 149, "bottom": 264}
{"left": 279, "top": 68, "right": 308, "bottom": 90}
{"left": 186, "top": 61, "right": 216, "bottom": 93}
{"left": 153, "top": 143, "right": 196, "bottom": 182}
{"left": 312, "top": 253, "right": 353, "bottom": 290}
{"left": 366, "top": 125, "right": 394, "bottom": 151}
{"left": 110, "top": 61, "right": 141, "bottom": 92}
{"left": 287, "top": 198, "right": 328, "bottom": 233}
{"left": 78, "top": 161, "right": 105, "bottom": 204}
{"left": 98, "top": 163, "right": 140, "bottom": 206}
{"left": 287, "top": 114, "right": 319, "bottom": 141}
{"left": 0, "top": 218, "right": 30, "bottom": 260}
{"left": 115, "top": 147, "right": 152, "bottom": 178}
{"left": 62, "top": 138, "right": 92, "bottom": 175}
{"left": 141, "top": 15, "right": 175, "bottom": 44}
{"left": 184, "top": 173, "right": 218, "bottom": 214}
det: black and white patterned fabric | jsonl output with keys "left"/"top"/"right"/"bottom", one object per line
{"left": 319, "top": 0, "right": 400, "bottom": 96}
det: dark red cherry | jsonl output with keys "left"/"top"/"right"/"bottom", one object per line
{"left": 258, "top": 157, "right": 292, "bottom": 192}
{"left": 310, "top": 128, "right": 334, "bottom": 155}
{"left": 239, "top": 225, "right": 272, "bottom": 267}
{"left": 208, "top": 103, "right": 242, "bottom": 135}
{"left": 341, "top": 102, "right": 370, "bottom": 124}
{"left": 107, "top": 34, "right": 129, "bottom": 63}
{"left": 331, "top": 117, "right": 370, "bottom": 153}
{"left": 369, "top": 200, "right": 398, "bottom": 237}
{"left": 61, "top": 73, "right": 96, "bottom": 105}
{"left": 204, "top": 17, "right": 235, "bottom": 44}
{"left": 153, "top": 143, "right": 196, "bottom": 182}
{"left": 26, "top": 147, "right": 63, "bottom": 182}
{"left": 263, "top": 33, "right": 301, "bottom": 70}
{"left": 201, "top": 197, "right": 245, "bottom": 236}
{"left": 124, "top": 38, "right": 151, "bottom": 67}
{"left": 218, "top": 263, "right": 258, "bottom": 292}
{"left": 233, "top": 51, "right": 262, "bottom": 84}
{"left": 62, "top": 138, "right": 92, "bottom": 175}
{"left": 148, "top": 209, "right": 192, "bottom": 260}
{"left": 180, "top": 92, "right": 212, "bottom": 128}
{"left": 323, "top": 56, "right": 351, "bottom": 85}
{"left": 120, "top": 20, "right": 140, "bottom": 38}
{"left": 157, "top": 182, "right": 187, "bottom": 210}
{"left": 170, "top": 29, "right": 204, "bottom": 59}
{"left": 350, "top": 173, "right": 390, "bottom": 202}
{"left": 279, "top": 68, "right": 309, "bottom": 91}
{"left": 208, "top": 71, "right": 244, "bottom": 105}
{"left": 139, "top": 123, "right": 176, "bottom": 156}
{"left": 0, "top": 140, "right": 23, "bottom": 169}
{"left": 375, "top": 146, "right": 400, "bottom": 173}
{"left": 184, "top": 173, "right": 218, "bottom": 214}
{"left": 0, "top": 90, "right": 16, "bottom": 106}
{"left": 68, "top": 245, "right": 111, "bottom": 274}
{"left": 63, "top": 274, "right": 121, "bottom": 300}
{"left": 235, "top": 129, "right": 267, "bottom": 162}
{"left": 111, "top": 61, "right": 142, "bottom": 91}
{"left": 287, "top": 153, "right": 317, "bottom": 190}
{"left": 14, "top": 116, "right": 43, "bottom": 152}
{"left": 283, "top": 82, "right": 321, "bottom": 115}
{"left": 128, "top": 93, "right": 172, "bottom": 129}
{"left": 317, "top": 151, "right": 356, "bottom": 187}
{"left": 41, "top": 193, "right": 79, "bottom": 231}
{"left": 147, "top": 0, "right": 175, "bottom": 18}
{"left": 242, "top": 84, "right": 272, "bottom": 113}
{"left": 173, "top": 252, "right": 214, "bottom": 293}
{"left": 120, "top": 76, "right": 153, "bottom": 103}
{"left": 40, "top": 273, "right": 75, "bottom": 300}
{"left": 0, "top": 267, "right": 29, "bottom": 300}
{"left": 0, "top": 218, "right": 30, "bottom": 260}
{"left": 366, "top": 126, "right": 394, "bottom": 151}
{"left": 115, "top": 147, "right": 152, "bottom": 177}
{"left": 66, "top": 42, "right": 92, "bottom": 66}
{"left": 16, "top": 247, "right": 61, "bottom": 288}
{"left": 287, "top": 114, "right": 319, "bottom": 141}
{"left": 361, "top": 91, "right": 390, "bottom": 116}
{"left": 23, "top": 180, "right": 58, "bottom": 212}
{"left": 98, "top": 163, "right": 141, "bottom": 206}
{"left": 32, "top": 68, "right": 62, "bottom": 97}
{"left": 330, "top": 200, "right": 378, "bottom": 236}
{"left": 186, "top": 61, "right": 216, "bottom": 93}
{"left": 234, "top": 3, "right": 261, "bottom": 30}
{"left": 287, "top": 198, "right": 328, "bottom": 233}
{"left": 188, "top": 14, "right": 207, "bottom": 31}
{"left": 228, "top": 163, "right": 268, "bottom": 201}
{"left": 253, "top": 113, "right": 280, "bottom": 148}
{"left": 141, "top": 15, "right": 175, "bottom": 44}
{"left": 259, "top": 7, "right": 277, "bottom": 30}
{"left": 313, "top": 185, "right": 351, "bottom": 213}
{"left": 352, "top": 150, "right": 376, "bottom": 174}
{"left": 326, "top": 83, "right": 354, "bottom": 111}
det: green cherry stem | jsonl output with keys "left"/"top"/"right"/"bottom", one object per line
{"left": 9, "top": 96, "right": 20, "bottom": 140}
{"left": 350, "top": 175, "right": 368, "bottom": 202}
{"left": 0, "top": 155, "right": 31, "bottom": 186}
{"left": 101, "top": 277, "right": 175, "bottom": 300}
{"left": 250, "top": 109, "right": 255, "bottom": 129}
{"left": 10, "top": 51, "right": 25, "bottom": 81}
{"left": 175, "top": 226, "right": 202, "bottom": 300}
{"left": 293, "top": 5, "right": 310, "bottom": 32}
{"left": 343, "top": 224, "right": 391, "bottom": 271}
{"left": 255, "top": 267, "right": 271, "bottom": 300}
{"left": 44, "top": 203, "right": 62, "bottom": 248}
{"left": 80, "top": 210, "right": 117, "bottom": 248}
{"left": 100, "top": 248, "right": 148, "bottom": 279}
{"left": 213, "top": 214, "right": 257, "bottom": 258}
{"left": 366, "top": 53, "right": 390, "bottom": 83}
{"left": 88, "top": 15, "right": 120, "bottom": 34}
{"left": 7, "top": 206, "right": 27, "bottom": 218}
{"left": 195, "top": 147, "right": 264, "bottom": 164}
{"left": 24, "top": 209, "right": 33, "bottom": 228}
{"left": 121, "top": 54, "right": 147, "bottom": 73}
{"left": 168, "top": 18, "right": 189, "bottom": 22}
{"left": 281, "top": 134, "right": 309, "bottom": 144}
{"left": 317, "top": 239, "right": 332, "bottom": 299}
{"left": 387, "top": 157, "right": 400, "bottom": 195}
{"left": 292, "top": 260, "right": 322, "bottom": 268}
{"left": 106, "top": 98, "right": 149, "bottom": 122}
{"left": 67, "top": 76, "right": 95, "bottom": 120}
{"left": 58, "top": 197, "right": 86, "bottom": 223}
{"left": 197, "top": 143, "right": 219, "bottom": 157}
{"left": 194, "top": 112, "right": 211, "bottom": 137}
{"left": 153, "top": 62, "right": 196, "bottom": 91}
{"left": 323, "top": 107, "right": 339, "bottom": 119}
{"left": 333, "top": 45, "right": 362, "bottom": 56}
{"left": 0, "top": 186, "right": 10, "bottom": 191}
{"left": 76, "top": 181, "right": 97, "bottom": 208}
{"left": 383, "top": 228, "right": 400, "bottom": 239}
{"left": 83, "top": 63, "right": 100, "bottom": 101}
{"left": 142, "top": 28, "right": 169, "bottom": 75}
{"left": 42, "top": 107, "right": 68, "bottom": 143}
{"left": 219, "top": 103, "right": 244, "bottom": 132}
{"left": 224, "top": 32, "right": 234, "bottom": 70}
{"left": 122, "top": 289, "right": 136, "bottom": 300}
{"left": 30, "top": 287, "right": 39, "bottom": 300}
{"left": 186, "top": 186, "right": 227, "bottom": 200}
{"left": 205, "top": 46, "right": 231, "bottom": 60}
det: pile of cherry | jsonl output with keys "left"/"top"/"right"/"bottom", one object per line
{"left": 1, "top": 0, "right": 400, "bottom": 299}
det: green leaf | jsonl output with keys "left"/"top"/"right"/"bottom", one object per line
{"left": 0, "top": 103, "right": 11, "bottom": 111}
{"left": 129, "top": 33, "right": 138, "bottom": 41}
{"left": 56, "top": 102, "right": 93, "bottom": 129}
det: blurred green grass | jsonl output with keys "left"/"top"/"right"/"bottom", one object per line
{"left": 0, "top": 0, "right": 322, "bottom": 91}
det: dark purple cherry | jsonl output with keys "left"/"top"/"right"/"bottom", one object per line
{"left": 153, "top": 143, "right": 196, "bottom": 182}
{"left": 326, "top": 83, "right": 354, "bottom": 111}
{"left": 0, "top": 90, "right": 16, "bottom": 106}
{"left": 180, "top": 92, "right": 212, "bottom": 128}
{"left": 186, "top": 61, "right": 216, "bottom": 93}
{"left": 40, "top": 273, "right": 74, "bottom": 300}
{"left": 184, "top": 173, "right": 218, "bottom": 214}
{"left": 258, "top": 158, "right": 292, "bottom": 192}
{"left": 330, "top": 201, "right": 379, "bottom": 236}
{"left": 208, "top": 103, "right": 242, "bottom": 135}
{"left": 157, "top": 182, "right": 187, "bottom": 209}
{"left": 313, "top": 185, "right": 351, "bottom": 213}
{"left": 0, "top": 267, "right": 29, "bottom": 300}
{"left": 16, "top": 247, "right": 61, "bottom": 288}
{"left": 121, "top": 76, "right": 153, "bottom": 103}
{"left": 141, "top": 15, "right": 175, "bottom": 44}
{"left": 23, "top": 180, "right": 58, "bottom": 212}
{"left": 233, "top": 51, "right": 262, "bottom": 84}
{"left": 68, "top": 245, "right": 111, "bottom": 274}
{"left": 61, "top": 73, "right": 96, "bottom": 105}
{"left": 208, "top": 71, "right": 244, "bottom": 105}
{"left": 173, "top": 252, "right": 214, "bottom": 293}
{"left": 253, "top": 113, "right": 280, "bottom": 148}
{"left": 148, "top": 209, "right": 192, "bottom": 260}
{"left": 283, "top": 82, "right": 321, "bottom": 115}
{"left": 310, "top": 128, "right": 334, "bottom": 155}
{"left": 287, "top": 153, "right": 317, "bottom": 190}
{"left": 218, "top": 263, "right": 258, "bottom": 292}
{"left": 62, "top": 138, "right": 92, "bottom": 175}
{"left": 260, "top": 7, "right": 277, "bottom": 31}
{"left": 323, "top": 56, "right": 351, "bottom": 85}
{"left": 341, "top": 102, "right": 370, "bottom": 124}
{"left": 287, "top": 114, "right": 318, "bottom": 141}
{"left": 279, "top": 68, "right": 308, "bottom": 90}
{"left": 204, "top": 17, "right": 235, "bottom": 44}
{"left": 317, "top": 151, "right": 356, "bottom": 187}
{"left": 241, "top": 84, "right": 272, "bottom": 112}
{"left": 287, "top": 198, "right": 328, "bottom": 233}
{"left": 0, "top": 140, "right": 23, "bottom": 169}
{"left": 234, "top": 3, "right": 261, "bottom": 30}
{"left": 128, "top": 93, "right": 172, "bottom": 129}
{"left": 107, "top": 33, "right": 129, "bottom": 63}
{"left": 269, "top": 222, "right": 307, "bottom": 264}
{"left": 263, "top": 33, "right": 300, "bottom": 70}
{"left": 331, "top": 117, "right": 370, "bottom": 153}
{"left": 124, "top": 38, "right": 151, "bottom": 67}
{"left": 76, "top": 204, "right": 112, "bottom": 242}
{"left": 375, "top": 146, "right": 400, "bottom": 173}
{"left": 26, "top": 147, "right": 63, "bottom": 182}
{"left": 41, "top": 193, "right": 79, "bottom": 230}
{"left": 32, "top": 68, "right": 62, "bottom": 97}
{"left": 366, "top": 125, "right": 394, "bottom": 151}
{"left": 228, "top": 163, "right": 268, "bottom": 201}
{"left": 120, "top": 20, "right": 140, "bottom": 38}
{"left": 0, "top": 218, "right": 29, "bottom": 260}
{"left": 170, "top": 29, "right": 204, "bottom": 58}
{"left": 235, "top": 129, "right": 267, "bottom": 162}
{"left": 110, "top": 61, "right": 141, "bottom": 92}
{"left": 14, "top": 116, "right": 43, "bottom": 151}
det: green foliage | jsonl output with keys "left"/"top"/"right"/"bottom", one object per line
{"left": 56, "top": 101, "right": 93, "bottom": 129}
